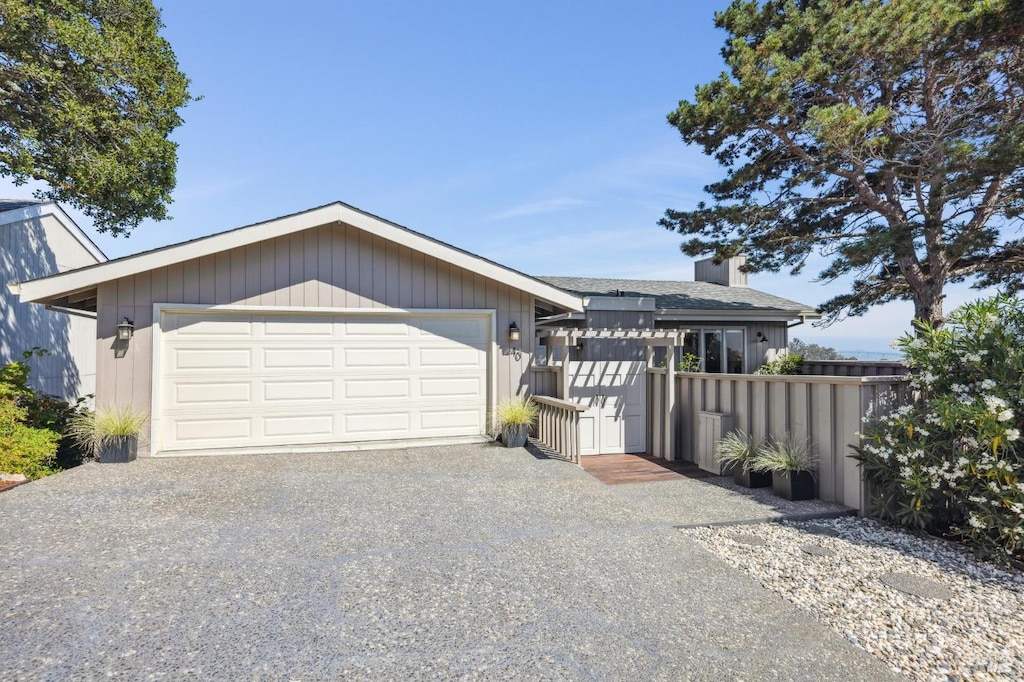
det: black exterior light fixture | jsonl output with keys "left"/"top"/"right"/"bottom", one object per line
{"left": 117, "top": 317, "right": 135, "bottom": 342}
{"left": 508, "top": 321, "right": 520, "bottom": 343}
{"left": 756, "top": 331, "right": 768, "bottom": 344}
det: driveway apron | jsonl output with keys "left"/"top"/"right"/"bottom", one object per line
{"left": 0, "top": 444, "right": 896, "bottom": 680}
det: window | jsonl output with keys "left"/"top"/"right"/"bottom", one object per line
{"left": 671, "top": 328, "right": 745, "bottom": 374}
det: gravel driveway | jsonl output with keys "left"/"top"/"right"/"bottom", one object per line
{"left": 0, "top": 444, "right": 895, "bottom": 680}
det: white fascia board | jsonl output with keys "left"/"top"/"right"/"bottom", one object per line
{"left": 18, "top": 202, "right": 584, "bottom": 312}
{"left": 0, "top": 202, "right": 107, "bottom": 263}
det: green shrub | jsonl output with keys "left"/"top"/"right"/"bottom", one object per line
{"left": 852, "top": 294, "right": 1024, "bottom": 565}
{"left": 754, "top": 353, "right": 804, "bottom": 375}
{"left": 0, "top": 397, "right": 60, "bottom": 479}
{"left": 0, "top": 349, "right": 91, "bottom": 469}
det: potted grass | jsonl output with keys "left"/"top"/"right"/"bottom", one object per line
{"left": 69, "top": 406, "right": 148, "bottom": 463}
{"left": 715, "top": 430, "right": 771, "bottom": 488}
{"left": 493, "top": 396, "right": 539, "bottom": 448}
{"left": 753, "top": 435, "right": 818, "bottom": 501}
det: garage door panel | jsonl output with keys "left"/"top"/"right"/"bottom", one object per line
{"left": 343, "top": 378, "right": 410, "bottom": 400}
{"left": 159, "top": 312, "right": 489, "bottom": 453}
{"left": 419, "top": 408, "right": 483, "bottom": 431}
{"left": 344, "top": 347, "right": 410, "bottom": 368}
{"left": 419, "top": 347, "right": 484, "bottom": 369}
{"left": 419, "top": 376, "right": 485, "bottom": 399}
{"left": 263, "top": 379, "right": 334, "bottom": 403}
{"left": 344, "top": 412, "right": 411, "bottom": 435}
{"left": 263, "top": 347, "right": 334, "bottom": 369}
{"left": 342, "top": 319, "right": 411, "bottom": 338}
{"left": 263, "top": 317, "right": 335, "bottom": 337}
{"left": 264, "top": 414, "right": 334, "bottom": 438}
{"left": 417, "top": 317, "right": 488, "bottom": 343}
{"left": 173, "top": 381, "right": 252, "bottom": 407}
{"left": 173, "top": 417, "right": 252, "bottom": 444}
{"left": 167, "top": 314, "right": 253, "bottom": 337}
{"left": 174, "top": 348, "right": 251, "bottom": 370}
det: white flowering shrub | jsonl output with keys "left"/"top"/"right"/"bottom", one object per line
{"left": 853, "top": 295, "right": 1024, "bottom": 565}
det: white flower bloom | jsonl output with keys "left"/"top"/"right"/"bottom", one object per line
{"left": 1007, "top": 429, "right": 1020, "bottom": 442}
{"left": 968, "top": 514, "right": 984, "bottom": 529}
{"left": 998, "top": 409, "right": 1014, "bottom": 422}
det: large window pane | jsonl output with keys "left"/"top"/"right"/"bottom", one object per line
{"left": 704, "top": 330, "right": 723, "bottom": 373}
{"left": 725, "top": 329, "right": 745, "bottom": 374}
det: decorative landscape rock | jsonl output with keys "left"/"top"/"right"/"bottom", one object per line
{"left": 679, "top": 517, "right": 1024, "bottom": 681}
{"left": 729, "top": 533, "right": 766, "bottom": 547}
{"left": 800, "top": 544, "right": 835, "bottom": 557}
{"left": 879, "top": 572, "right": 954, "bottom": 600}
{"left": 802, "top": 523, "right": 841, "bottom": 538}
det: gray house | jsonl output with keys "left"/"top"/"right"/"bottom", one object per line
{"left": 15, "top": 202, "right": 818, "bottom": 459}
{"left": 0, "top": 200, "right": 105, "bottom": 400}
{"left": 538, "top": 257, "right": 818, "bottom": 374}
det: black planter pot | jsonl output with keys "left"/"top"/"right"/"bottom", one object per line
{"left": 772, "top": 470, "right": 817, "bottom": 501}
{"left": 734, "top": 468, "right": 772, "bottom": 488}
{"left": 99, "top": 436, "right": 138, "bottom": 463}
{"left": 502, "top": 424, "right": 529, "bottom": 448}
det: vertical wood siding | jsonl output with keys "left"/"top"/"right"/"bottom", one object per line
{"left": 95, "top": 222, "right": 538, "bottom": 454}
{"left": 0, "top": 214, "right": 100, "bottom": 400}
{"left": 648, "top": 371, "right": 912, "bottom": 511}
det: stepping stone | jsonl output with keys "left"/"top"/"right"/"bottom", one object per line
{"left": 800, "top": 544, "right": 835, "bottom": 557}
{"left": 730, "top": 533, "right": 766, "bottom": 547}
{"left": 802, "top": 523, "right": 841, "bottom": 537}
{"left": 879, "top": 572, "right": 954, "bottom": 600}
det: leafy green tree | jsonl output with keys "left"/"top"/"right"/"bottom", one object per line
{"left": 661, "top": 0, "right": 1024, "bottom": 328}
{"left": 0, "top": 0, "right": 194, "bottom": 234}
{"left": 789, "top": 338, "right": 854, "bottom": 361}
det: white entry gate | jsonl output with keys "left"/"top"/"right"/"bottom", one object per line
{"left": 568, "top": 361, "right": 646, "bottom": 456}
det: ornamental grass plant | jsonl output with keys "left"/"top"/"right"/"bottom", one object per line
{"left": 715, "top": 430, "right": 762, "bottom": 473}
{"left": 68, "top": 406, "right": 148, "bottom": 459}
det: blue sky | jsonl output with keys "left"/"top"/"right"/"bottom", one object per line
{"left": 2, "top": 1, "right": 998, "bottom": 353}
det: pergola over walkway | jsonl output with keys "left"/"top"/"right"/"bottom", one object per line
{"left": 537, "top": 328, "right": 686, "bottom": 460}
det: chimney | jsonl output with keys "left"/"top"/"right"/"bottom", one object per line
{"left": 694, "top": 255, "right": 748, "bottom": 287}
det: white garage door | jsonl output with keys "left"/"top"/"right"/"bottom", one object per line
{"left": 156, "top": 311, "right": 491, "bottom": 453}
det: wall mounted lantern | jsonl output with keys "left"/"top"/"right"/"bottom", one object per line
{"left": 117, "top": 317, "right": 135, "bottom": 342}
{"left": 508, "top": 321, "right": 520, "bottom": 343}
{"left": 756, "top": 331, "right": 768, "bottom": 344}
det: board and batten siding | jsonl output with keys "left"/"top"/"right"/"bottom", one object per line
{"left": 647, "top": 370, "right": 911, "bottom": 511}
{"left": 95, "top": 221, "right": 537, "bottom": 455}
{"left": 1, "top": 213, "right": 100, "bottom": 399}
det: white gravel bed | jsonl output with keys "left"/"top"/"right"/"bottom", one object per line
{"left": 680, "top": 517, "right": 1024, "bottom": 681}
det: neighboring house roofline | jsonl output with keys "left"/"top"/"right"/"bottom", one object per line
{"left": 16, "top": 201, "right": 584, "bottom": 312}
{"left": 0, "top": 200, "right": 107, "bottom": 263}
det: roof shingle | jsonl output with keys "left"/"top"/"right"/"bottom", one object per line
{"left": 537, "top": 276, "right": 817, "bottom": 314}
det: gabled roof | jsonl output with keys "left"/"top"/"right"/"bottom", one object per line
{"left": 538, "top": 276, "right": 820, "bottom": 319}
{"left": 0, "top": 199, "right": 107, "bottom": 263}
{"left": 16, "top": 201, "right": 583, "bottom": 311}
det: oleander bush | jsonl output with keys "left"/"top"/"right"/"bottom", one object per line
{"left": 853, "top": 294, "right": 1024, "bottom": 565}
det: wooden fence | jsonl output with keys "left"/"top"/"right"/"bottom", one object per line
{"left": 532, "top": 396, "right": 587, "bottom": 464}
{"left": 802, "top": 360, "right": 909, "bottom": 377}
{"left": 648, "top": 370, "right": 912, "bottom": 511}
